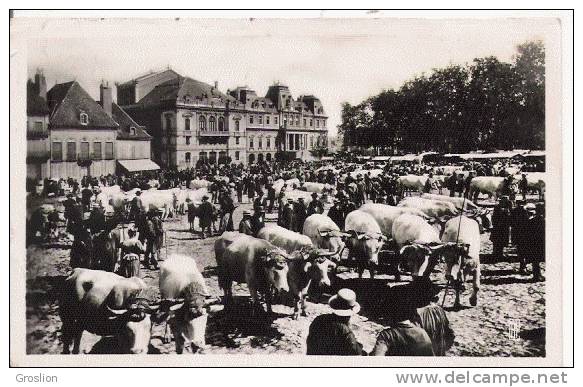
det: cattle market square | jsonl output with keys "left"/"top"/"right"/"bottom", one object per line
{"left": 25, "top": 56, "right": 546, "bottom": 357}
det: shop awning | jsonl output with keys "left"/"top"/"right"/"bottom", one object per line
{"left": 117, "top": 159, "right": 160, "bottom": 172}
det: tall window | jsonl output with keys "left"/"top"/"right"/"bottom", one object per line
{"left": 218, "top": 117, "right": 225, "bottom": 131}
{"left": 310, "top": 119, "right": 313, "bottom": 126}
{"left": 185, "top": 136, "right": 191, "bottom": 145}
{"left": 310, "top": 136, "right": 314, "bottom": 148}
{"left": 209, "top": 116, "right": 216, "bottom": 131}
{"left": 185, "top": 117, "right": 191, "bottom": 131}
{"left": 130, "top": 127, "right": 136, "bottom": 136}
{"left": 165, "top": 115, "right": 172, "bottom": 130}
{"left": 80, "top": 113, "right": 88, "bottom": 126}
{"left": 199, "top": 116, "right": 206, "bottom": 130}
{"left": 275, "top": 117, "right": 278, "bottom": 125}
{"left": 67, "top": 142, "right": 76, "bottom": 161}
{"left": 249, "top": 115, "right": 254, "bottom": 124}
{"left": 303, "top": 119, "right": 307, "bottom": 127}
{"left": 316, "top": 120, "right": 320, "bottom": 128}
{"left": 258, "top": 116, "right": 263, "bottom": 125}
{"left": 235, "top": 137, "right": 240, "bottom": 145}
{"left": 92, "top": 142, "right": 102, "bottom": 160}
{"left": 295, "top": 117, "right": 299, "bottom": 126}
{"left": 80, "top": 142, "right": 90, "bottom": 160}
{"left": 185, "top": 152, "right": 191, "bottom": 164}
{"left": 235, "top": 120, "right": 240, "bottom": 131}
{"left": 266, "top": 137, "right": 271, "bottom": 149}
{"left": 235, "top": 151, "right": 240, "bottom": 161}
{"left": 258, "top": 137, "right": 263, "bottom": 149}
{"left": 34, "top": 121, "right": 43, "bottom": 132}
{"left": 105, "top": 142, "right": 114, "bottom": 160}
{"left": 249, "top": 137, "right": 254, "bottom": 149}
{"left": 52, "top": 142, "right": 62, "bottom": 161}
{"left": 266, "top": 116, "right": 270, "bottom": 125}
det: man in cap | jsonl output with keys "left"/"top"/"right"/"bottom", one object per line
{"left": 130, "top": 189, "right": 143, "bottom": 221}
{"left": 306, "top": 288, "right": 365, "bottom": 356}
{"left": 371, "top": 283, "right": 435, "bottom": 356}
{"left": 238, "top": 210, "right": 254, "bottom": 236}
{"left": 327, "top": 198, "right": 344, "bottom": 230}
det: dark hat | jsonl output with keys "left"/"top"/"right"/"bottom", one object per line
{"left": 311, "top": 192, "right": 318, "bottom": 198}
{"left": 256, "top": 206, "right": 265, "bottom": 212}
{"left": 243, "top": 210, "right": 252, "bottom": 216}
{"left": 328, "top": 288, "right": 360, "bottom": 316}
{"left": 202, "top": 195, "right": 209, "bottom": 200}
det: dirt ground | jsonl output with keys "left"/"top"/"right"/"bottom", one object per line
{"left": 25, "top": 196, "right": 546, "bottom": 357}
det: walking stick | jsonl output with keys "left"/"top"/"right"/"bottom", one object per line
{"left": 441, "top": 194, "right": 467, "bottom": 307}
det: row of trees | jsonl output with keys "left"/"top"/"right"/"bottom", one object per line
{"left": 338, "top": 41, "right": 545, "bottom": 153}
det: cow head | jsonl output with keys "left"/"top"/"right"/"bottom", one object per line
{"left": 399, "top": 241, "right": 443, "bottom": 277}
{"left": 106, "top": 300, "right": 152, "bottom": 354}
{"left": 317, "top": 229, "right": 346, "bottom": 261}
{"left": 440, "top": 242, "right": 474, "bottom": 284}
{"left": 348, "top": 230, "right": 386, "bottom": 266}
{"left": 263, "top": 250, "right": 290, "bottom": 293}
{"left": 298, "top": 248, "right": 338, "bottom": 289}
{"left": 464, "top": 208, "right": 492, "bottom": 233}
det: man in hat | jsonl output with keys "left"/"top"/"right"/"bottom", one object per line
{"left": 239, "top": 210, "right": 254, "bottom": 236}
{"left": 307, "top": 192, "right": 324, "bottom": 216}
{"left": 519, "top": 173, "right": 529, "bottom": 201}
{"left": 294, "top": 197, "right": 308, "bottom": 232}
{"left": 251, "top": 206, "right": 266, "bottom": 237}
{"left": 371, "top": 284, "right": 435, "bottom": 356}
{"left": 198, "top": 195, "right": 214, "bottom": 239}
{"left": 144, "top": 209, "right": 162, "bottom": 269}
{"left": 525, "top": 203, "right": 545, "bottom": 281}
{"left": 130, "top": 190, "right": 143, "bottom": 221}
{"left": 327, "top": 198, "right": 344, "bottom": 230}
{"left": 281, "top": 198, "right": 295, "bottom": 230}
{"left": 306, "top": 288, "right": 365, "bottom": 356}
{"left": 491, "top": 196, "right": 512, "bottom": 260}
{"left": 511, "top": 201, "right": 530, "bottom": 273}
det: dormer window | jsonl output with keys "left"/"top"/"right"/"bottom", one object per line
{"left": 130, "top": 127, "right": 136, "bottom": 136}
{"left": 80, "top": 112, "right": 88, "bottom": 126}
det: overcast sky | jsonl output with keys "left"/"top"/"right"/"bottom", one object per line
{"left": 23, "top": 17, "right": 556, "bottom": 135}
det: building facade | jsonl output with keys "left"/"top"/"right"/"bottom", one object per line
{"left": 26, "top": 71, "right": 155, "bottom": 183}
{"left": 120, "top": 71, "right": 329, "bottom": 168}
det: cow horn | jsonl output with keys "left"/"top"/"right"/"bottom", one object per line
{"left": 106, "top": 305, "right": 128, "bottom": 316}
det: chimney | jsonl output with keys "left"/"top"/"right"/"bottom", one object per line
{"left": 34, "top": 69, "right": 47, "bottom": 100}
{"left": 214, "top": 81, "right": 218, "bottom": 90}
{"left": 100, "top": 80, "right": 112, "bottom": 117}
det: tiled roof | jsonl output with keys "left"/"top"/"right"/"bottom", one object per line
{"left": 112, "top": 103, "right": 152, "bottom": 140}
{"left": 117, "top": 69, "right": 180, "bottom": 87}
{"left": 137, "top": 76, "right": 236, "bottom": 106}
{"left": 47, "top": 81, "right": 118, "bottom": 129}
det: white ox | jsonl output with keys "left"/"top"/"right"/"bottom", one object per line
{"left": 139, "top": 189, "right": 179, "bottom": 219}
{"left": 299, "top": 182, "right": 335, "bottom": 195}
{"left": 392, "top": 214, "right": 442, "bottom": 278}
{"left": 468, "top": 176, "right": 506, "bottom": 199}
{"left": 398, "top": 197, "right": 459, "bottom": 219}
{"left": 189, "top": 180, "right": 211, "bottom": 190}
{"left": 440, "top": 216, "right": 481, "bottom": 307}
{"left": 59, "top": 268, "right": 153, "bottom": 354}
{"left": 397, "top": 175, "right": 428, "bottom": 194}
{"left": 157, "top": 254, "right": 213, "bottom": 353}
{"left": 421, "top": 193, "right": 480, "bottom": 211}
{"left": 257, "top": 225, "right": 337, "bottom": 319}
{"left": 344, "top": 210, "right": 386, "bottom": 279}
{"left": 359, "top": 203, "right": 427, "bottom": 237}
{"left": 216, "top": 235, "right": 290, "bottom": 314}
{"left": 302, "top": 214, "right": 346, "bottom": 259}
{"left": 257, "top": 224, "right": 313, "bottom": 255}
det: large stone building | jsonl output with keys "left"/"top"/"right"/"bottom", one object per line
{"left": 119, "top": 70, "right": 328, "bottom": 168}
{"left": 26, "top": 71, "right": 155, "bottom": 183}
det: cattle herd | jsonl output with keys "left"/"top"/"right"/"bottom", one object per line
{"left": 25, "top": 157, "right": 546, "bottom": 355}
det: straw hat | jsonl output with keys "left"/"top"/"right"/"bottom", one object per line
{"left": 328, "top": 288, "right": 360, "bottom": 316}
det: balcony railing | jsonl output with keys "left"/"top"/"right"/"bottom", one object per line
{"left": 26, "top": 150, "right": 50, "bottom": 163}
{"left": 198, "top": 130, "right": 231, "bottom": 137}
